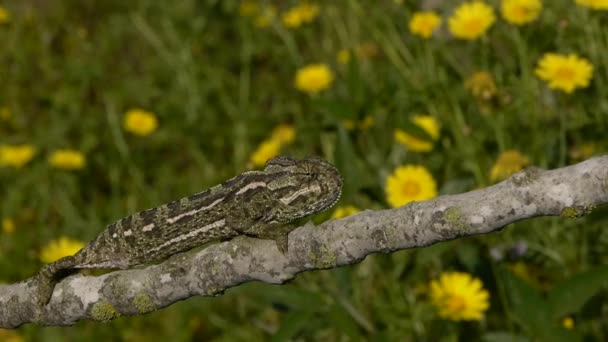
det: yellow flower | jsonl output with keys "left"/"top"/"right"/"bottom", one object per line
{"left": 48, "top": 149, "right": 86, "bottom": 170}
{"left": 331, "top": 206, "right": 360, "bottom": 219}
{"left": 465, "top": 71, "right": 498, "bottom": 100}
{"left": 409, "top": 11, "right": 442, "bottom": 39}
{"left": 270, "top": 124, "right": 296, "bottom": 145}
{"left": 385, "top": 165, "right": 437, "bottom": 207}
{"left": 0, "top": 6, "right": 10, "bottom": 25}
{"left": 294, "top": 63, "right": 334, "bottom": 94}
{"left": 490, "top": 150, "right": 530, "bottom": 182}
{"left": 448, "top": 1, "right": 496, "bottom": 40}
{"left": 535, "top": 53, "right": 594, "bottom": 94}
{"left": 282, "top": 3, "right": 320, "bottom": 29}
{"left": 501, "top": 0, "right": 542, "bottom": 25}
{"left": 40, "top": 237, "right": 85, "bottom": 264}
{"left": 394, "top": 115, "right": 440, "bottom": 153}
{"left": 0, "top": 329, "right": 24, "bottom": 342}
{"left": 576, "top": 0, "right": 608, "bottom": 10}
{"left": 250, "top": 139, "right": 282, "bottom": 167}
{"left": 0, "top": 106, "right": 11, "bottom": 120}
{"left": 239, "top": 0, "right": 259, "bottom": 17}
{"left": 254, "top": 6, "right": 276, "bottom": 28}
{"left": 2, "top": 218, "right": 15, "bottom": 234}
{"left": 123, "top": 108, "right": 158, "bottom": 136}
{"left": 569, "top": 142, "right": 595, "bottom": 161}
{"left": 430, "top": 272, "right": 490, "bottom": 321}
{"left": 337, "top": 49, "right": 351, "bottom": 65}
{"left": 562, "top": 317, "right": 575, "bottom": 330}
{"left": 0, "top": 144, "right": 35, "bottom": 168}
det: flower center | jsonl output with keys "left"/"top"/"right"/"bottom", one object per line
{"left": 401, "top": 181, "right": 421, "bottom": 197}
{"left": 464, "top": 19, "right": 482, "bottom": 32}
{"left": 446, "top": 295, "right": 466, "bottom": 312}
{"left": 556, "top": 67, "right": 574, "bottom": 81}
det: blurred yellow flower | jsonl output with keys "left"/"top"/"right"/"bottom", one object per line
{"left": 282, "top": 2, "right": 320, "bottom": 29}
{"left": 535, "top": 53, "right": 594, "bottom": 94}
{"left": 0, "top": 329, "right": 23, "bottom": 342}
{"left": 430, "top": 271, "right": 490, "bottom": 321}
{"left": 123, "top": 108, "right": 158, "bottom": 136}
{"left": 239, "top": 0, "right": 259, "bottom": 17}
{"left": 337, "top": 49, "right": 351, "bottom": 65}
{"left": 270, "top": 124, "right": 296, "bottom": 145}
{"left": 385, "top": 165, "right": 437, "bottom": 207}
{"left": 562, "top": 317, "right": 575, "bottom": 330}
{"left": 0, "top": 6, "right": 10, "bottom": 24}
{"left": 40, "top": 237, "right": 85, "bottom": 264}
{"left": 569, "top": 142, "right": 595, "bottom": 161}
{"left": 394, "top": 115, "right": 440, "bottom": 153}
{"left": 0, "top": 106, "right": 11, "bottom": 120}
{"left": 0, "top": 144, "right": 35, "bottom": 168}
{"left": 331, "top": 206, "right": 360, "bottom": 219}
{"left": 490, "top": 150, "right": 530, "bottom": 182}
{"left": 48, "top": 149, "right": 86, "bottom": 170}
{"left": 501, "top": 0, "right": 542, "bottom": 25}
{"left": 576, "top": 0, "right": 608, "bottom": 10}
{"left": 254, "top": 6, "right": 276, "bottom": 28}
{"left": 294, "top": 63, "right": 334, "bottom": 94}
{"left": 2, "top": 218, "right": 15, "bottom": 234}
{"left": 409, "top": 11, "right": 442, "bottom": 39}
{"left": 465, "top": 71, "right": 498, "bottom": 100}
{"left": 448, "top": 1, "right": 496, "bottom": 40}
{"left": 250, "top": 139, "right": 282, "bottom": 167}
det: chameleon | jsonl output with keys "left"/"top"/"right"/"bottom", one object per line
{"left": 34, "top": 156, "right": 343, "bottom": 306}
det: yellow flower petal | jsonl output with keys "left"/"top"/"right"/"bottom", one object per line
{"left": 294, "top": 63, "right": 334, "bottom": 94}
{"left": 385, "top": 165, "right": 437, "bottom": 207}
{"left": 48, "top": 149, "right": 86, "bottom": 170}
{"left": 575, "top": 0, "right": 608, "bottom": 10}
{"left": 40, "top": 237, "right": 85, "bottom": 264}
{"left": 0, "top": 144, "right": 36, "bottom": 168}
{"left": 490, "top": 150, "right": 530, "bottom": 182}
{"left": 501, "top": 0, "right": 542, "bottom": 25}
{"left": 331, "top": 206, "right": 360, "bottom": 219}
{"left": 123, "top": 108, "right": 159, "bottom": 136}
{"left": 535, "top": 53, "right": 594, "bottom": 94}
{"left": 430, "top": 271, "right": 490, "bottom": 321}
{"left": 448, "top": 2, "right": 496, "bottom": 40}
{"left": 409, "top": 11, "right": 442, "bottom": 39}
{"left": 394, "top": 115, "right": 440, "bottom": 153}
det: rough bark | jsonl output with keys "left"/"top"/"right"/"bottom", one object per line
{"left": 1, "top": 156, "right": 607, "bottom": 328}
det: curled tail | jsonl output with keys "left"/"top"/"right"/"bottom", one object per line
{"left": 35, "top": 255, "right": 78, "bottom": 306}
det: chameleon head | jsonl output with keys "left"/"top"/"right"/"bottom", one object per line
{"left": 264, "top": 156, "right": 343, "bottom": 221}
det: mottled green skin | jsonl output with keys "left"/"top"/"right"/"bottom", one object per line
{"left": 35, "top": 156, "right": 343, "bottom": 305}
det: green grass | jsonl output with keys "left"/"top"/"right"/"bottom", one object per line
{"left": 1, "top": 0, "right": 607, "bottom": 340}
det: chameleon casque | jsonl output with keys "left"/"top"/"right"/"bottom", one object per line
{"left": 35, "top": 156, "right": 343, "bottom": 305}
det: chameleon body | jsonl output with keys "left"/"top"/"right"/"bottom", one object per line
{"left": 35, "top": 156, "right": 343, "bottom": 305}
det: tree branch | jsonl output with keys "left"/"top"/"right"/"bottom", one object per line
{"left": 1, "top": 156, "right": 607, "bottom": 328}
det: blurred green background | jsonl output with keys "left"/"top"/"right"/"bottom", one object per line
{"left": 1, "top": 0, "right": 607, "bottom": 340}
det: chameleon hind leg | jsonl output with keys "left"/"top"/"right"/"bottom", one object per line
{"left": 35, "top": 255, "right": 79, "bottom": 306}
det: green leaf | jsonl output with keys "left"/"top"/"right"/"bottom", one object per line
{"left": 546, "top": 265, "right": 608, "bottom": 319}
{"left": 481, "top": 332, "right": 531, "bottom": 342}
{"left": 271, "top": 309, "right": 317, "bottom": 342}
{"left": 328, "top": 302, "right": 361, "bottom": 340}
{"left": 500, "top": 268, "right": 579, "bottom": 342}
{"left": 334, "top": 126, "right": 362, "bottom": 200}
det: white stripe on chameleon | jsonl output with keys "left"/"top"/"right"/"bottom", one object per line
{"left": 142, "top": 223, "right": 155, "bottom": 232}
{"left": 235, "top": 181, "right": 267, "bottom": 195}
{"left": 166, "top": 197, "right": 224, "bottom": 224}
{"left": 279, "top": 184, "right": 321, "bottom": 205}
{"left": 151, "top": 218, "right": 226, "bottom": 252}
{"left": 124, "top": 229, "right": 133, "bottom": 236}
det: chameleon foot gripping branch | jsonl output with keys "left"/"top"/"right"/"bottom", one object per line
{"left": 34, "top": 156, "right": 343, "bottom": 306}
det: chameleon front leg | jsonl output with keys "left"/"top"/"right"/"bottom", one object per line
{"left": 248, "top": 222, "right": 295, "bottom": 254}
{"left": 34, "top": 255, "right": 79, "bottom": 306}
